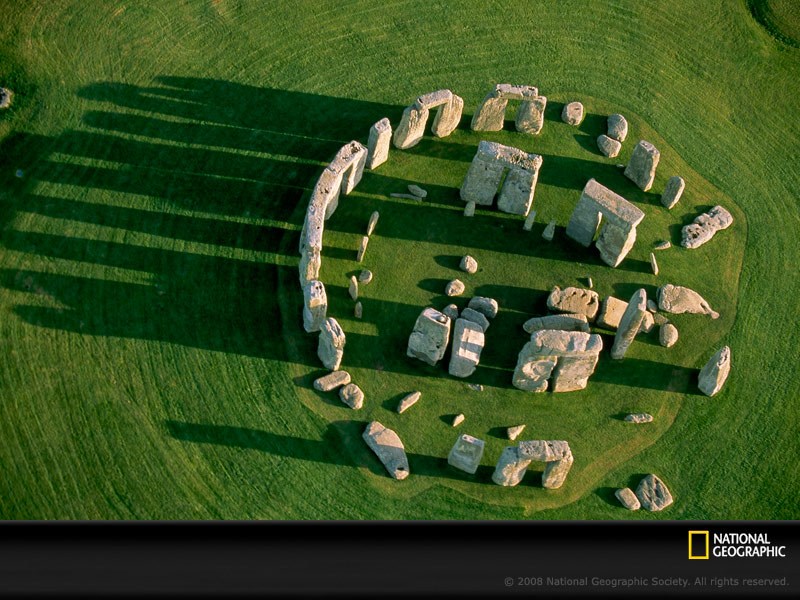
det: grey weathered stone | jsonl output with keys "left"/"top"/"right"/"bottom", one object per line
{"left": 655, "top": 241, "right": 671, "bottom": 250}
{"left": 543, "top": 453, "right": 574, "bottom": 489}
{"left": 562, "top": 101, "right": 584, "bottom": 125}
{"left": 681, "top": 205, "right": 733, "bottom": 249}
{"left": 447, "top": 434, "right": 485, "bottom": 474}
{"left": 659, "top": 323, "right": 678, "bottom": 347}
{"left": 472, "top": 84, "right": 539, "bottom": 131}
{"left": 624, "top": 413, "right": 654, "bottom": 423}
{"left": 523, "top": 209, "right": 537, "bottom": 231}
{"left": 661, "top": 176, "right": 685, "bottom": 209}
{"left": 318, "top": 318, "right": 345, "bottom": 371}
{"left": 635, "top": 474, "right": 673, "bottom": 511}
{"left": 611, "top": 289, "right": 648, "bottom": 359}
{"left": 491, "top": 446, "right": 533, "bottom": 486}
{"left": 442, "top": 304, "right": 459, "bottom": 320}
{"left": 566, "top": 179, "right": 645, "bottom": 268}
{"left": 516, "top": 96, "right": 547, "bottom": 135}
{"left": 366, "top": 118, "right": 391, "bottom": 169}
{"left": 356, "top": 235, "right": 369, "bottom": 263}
{"left": 358, "top": 269, "right": 373, "bottom": 284}
{"left": 298, "top": 246, "right": 322, "bottom": 288}
{"left": 650, "top": 252, "right": 659, "bottom": 276}
{"left": 460, "top": 307, "right": 490, "bottom": 332}
{"left": 367, "top": 211, "right": 380, "bottom": 236}
{"left": 547, "top": 286, "right": 600, "bottom": 321}
{"left": 698, "top": 346, "right": 731, "bottom": 397}
{"left": 615, "top": 487, "right": 641, "bottom": 510}
{"left": 452, "top": 413, "right": 465, "bottom": 427}
{"left": 445, "top": 279, "right": 465, "bottom": 297}
{"left": 348, "top": 275, "right": 359, "bottom": 300}
{"left": 597, "top": 134, "right": 622, "bottom": 158}
{"left": 393, "top": 105, "right": 429, "bottom": 150}
{"left": 507, "top": 425, "right": 526, "bottom": 441}
{"left": 542, "top": 219, "right": 556, "bottom": 241}
{"left": 0, "top": 88, "right": 13, "bottom": 109}
{"left": 390, "top": 192, "right": 422, "bottom": 200}
{"left": 598, "top": 296, "right": 655, "bottom": 334}
{"left": 460, "top": 255, "right": 478, "bottom": 274}
{"left": 468, "top": 296, "right": 499, "bottom": 319}
{"left": 463, "top": 201, "right": 476, "bottom": 217}
{"left": 652, "top": 312, "right": 670, "bottom": 326}
{"left": 407, "top": 307, "right": 451, "bottom": 366}
{"left": 397, "top": 391, "right": 421, "bottom": 414}
{"left": 302, "top": 280, "right": 328, "bottom": 333}
{"left": 362, "top": 421, "right": 409, "bottom": 480}
{"left": 449, "top": 318, "right": 485, "bottom": 378}
{"left": 393, "top": 90, "right": 463, "bottom": 149}
{"left": 624, "top": 140, "right": 660, "bottom": 191}
{"left": 607, "top": 114, "right": 628, "bottom": 142}
{"left": 313, "top": 370, "right": 351, "bottom": 392}
{"left": 354, "top": 301, "right": 363, "bottom": 319}
{"left": 339, "top": 383, "right": 364, "bottom": 409}
{"left": 657, "top": 284, "right": 719, "bottom": 318}
{"left": 523, "top": 314, "right": 590, "bottom": 334}
{"left": 408, "top": 184, "right": 427, "bottom": 198}
{"left": 518, "top": 440, "right": 574, "bottom": 488}
{"left": 328, "top": 140, "right": 368, "bottom": 198}
{"left": 647, "top": 299, "right": 658, "bottom": 312}
{"left": 587, "top": 277, "right": 594, "bottom": 289}
{"left": 513, "top": 330, "right": 602, "bottom": 392}
{"left": 640, "top": 311, "right": 655, "bottom": 333}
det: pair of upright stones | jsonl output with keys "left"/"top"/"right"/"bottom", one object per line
{"left": 393, "top": 89, "right": 464, "bottom": 150}
{"left": 493, "top": 440, "right": 574, "bottom": 489}
{"left": 471, "top": 83, "right": 547, "bottom": 135}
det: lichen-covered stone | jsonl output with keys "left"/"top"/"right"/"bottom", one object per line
{"left": 447, "top": 434, "right": 485, "bottom": 474}
{"left": 302, "top": 280, "right": 328, "bottom": 333}
{"left": 522, "top": 314, "right": 590, "bottom": 334}
{"left": 339, "top": 383, "right": 364, "bottom": 409}
{"left": 542, "top": 219, "right": 556, "bottom": 241}
{"left": 661, "top": 176, "right": 685, "bottom": 209}
{"left": 635, "top": 474, "right": 673, "bottom": 511}
{"left": 597, "top": 134, "right": 622, "bottom": 158}
{"left": 348, "top": 275, "right": 358, "bottom": 300}
{"left": 442, "top": 304, "right": 459, "bottom": 320}
{"left": 445, "top": 279, "right": 465, "bottom": 297}
{"left": 650, "top": 252, "right": 659, "bottom": 276}
{"left": 491, "top": 447, "right": 532, "bottom": 486}
{"left": 356, "top": 235, "right": 369, "bottom": 263}
{"left": 657, "top": 284, "right": 719, "bottom": 319}
{"left": 607, "top": 114, "right": 628, "bottom": 142}
{"left": 523, "top": 209, "right": 537, "bottom": 231}
{"left": 408, "top": 184, "right": 427, "bottom": 198}
{"left": 681, "top": 205, "right": 733, "bottom": 249}
{"left": 318, "top": 318, "right": 345, "bottom": 371}
{"left": 547, "top": 286, "right": 600, "bottom": 321}
{"left": 460, "top": 255, "right": 478, "bottom": 274}
{"left": 313, "top": 370, "right": 351, "bottom": 392}
{"left": 624, "top": 140, "right": 660, "bottom": 191}
{"left": 460, "top": 307, "right": 490, "bottom": 332}
{"left": 367, "top": 211, "right": 380, "bottom": 236}
{"left": 468, "top": 296, "right": 499, "bottom": 319}
{"left": 358, "top": 269, "right": 373, "bottom": 284}
{"left": 610, "top": 289, "right": 648, "bottom": 359}
{"left": 407, "top": 307, "right": 451, "bottom": 366}
{"left": 698, "top": 346, "right": 731, "bottom": 397}
{"left": 449, "top": 318, "right": 485, "bottom": 378}
{"left": 463, "top": 201, "right": 476, "bottom": 217}
{"left": 397, "top": 391, "right": 421, "bottom": 414}
{"left": 515, "top": 96, "right": 547, "bottom": 135}
{"left": 362, "top": 421, "right": 409, "bottom": 480}
{"left": 615, "top": 487, "right": 640, "bottom": 510}
{"left": 513, "top": 330, "right": 602, "bottom": 392}
{"left": 507, "top": 425, "right": 526, "bottom": 441}
{"left": 624, "top": 413, "right": 654, "bottom": 423}
{"left": 659, "top": 323, "right": 678, "bottom": 347}
{"left": 562, "top": 101, "right": 584, "bottom": 125}
{"left": 354, "top": 301, "right": 363, "bottom": 319}
{"left": 452, "top": 413, "right": 465, "bottom": 427}
{"left": 366, "top": 118, "right": 391, "bottom": 169}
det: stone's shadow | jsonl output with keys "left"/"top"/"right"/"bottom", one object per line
{"left": 381, "top": 392, "right": 410, "bottom": 414}
{"left": 398, "top": 136, "right": 478, "bottom": 163}
{"left": 591, "top": 356, "right": 701, "bottom": 395}
{"left": 357, "top": 174, "right": 460, "bottom": 206}
{"left": 417, "top": 278, "right": 450, "bottom": 295}
{"left": 440, "top": 414, "right": 459, "bottom": 426}
{"left": 473, "top": 283, "right": 549, "bottom": 314}
{"left": 320, "top": 245, "right": 355, "bottom": 261}
{"left": 577, "top": 111, "right": 608, "bottom": 137}
{"left": 626, "top": 473, "right": 650, "bottom": 490}
{"left": 595, "top": 486, "right": 622, "bottom": 507}
{"left": 544, "top": 100, "right": 566, "bottom": 124}
{"left": 488, "top": 426, "right": 510, "bottom": 440}
{"left": 611, "top": 282, "right": 660, "bottom": 301}
{"left": 433, "top": 255, "right": 464, "bottom": 272}
{"left": 610, "top": 413, "right": 631, "bottom": 421}
{"left": 574, "top": 133, "right": 601, "bottom": 156}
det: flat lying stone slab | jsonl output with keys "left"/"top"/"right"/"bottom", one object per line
{"left": 547, "top": 286, "right": 600, "bottom": 321}
{"left": 624, "top": 413, "right": 654, "bottom": 423}
{"left": 362, "top": 421, "right": 409, "bottom": 480}
{"left": 397, "top": 391, "right": 421, "bottom": 414}
{"left": 615, "top": 487, "right": 640, "bottom": 510}
{"left": 610, "top": 289, "right": 648, "bottom": 360}
{"left": 313, "top": 370, "right": 351, "bottom": 392}
{"left": 681, "top": 205, "right": 733, "bottom": 249}
{"left": 635, "top": 474, "right": 673, "bottom": 511}
{"left": 523, "top": 314, "right": 590, "bottom": 334}
{"left": 339, "top": 383, "right": 364, "bottom": 409}
{"left": 318, "top": 318, "right": 345, "bottom": 371}
{"left": 659, "top": 323, "right": 678, "bottom": 347}
{"left": 661, "top": 176, "right": 685, "bottom": 209}
{"left": 447, "top": 434, "right": 485, "bottom": 474}
{"left": 657, "top": 284, "right": 719, "bottom": 319}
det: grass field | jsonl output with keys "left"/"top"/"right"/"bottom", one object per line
{"left": 0, "top": 1, "right": 798, "bottom": 519}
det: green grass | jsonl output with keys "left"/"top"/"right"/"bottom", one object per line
{"left": 0, "top": 0, "right": 798, "bottom": 519}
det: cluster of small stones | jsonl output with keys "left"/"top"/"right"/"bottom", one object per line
{"left": 313, "top": 369, "right": 364, "bottom": 410}
{"left": 596, "top": 113, "right": 627, "bottom": 158}
{"left": 615, "top": 474, "right": 674, "bottom": 511}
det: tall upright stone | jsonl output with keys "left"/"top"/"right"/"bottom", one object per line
{"left": 624, "top": 140, "right": 660, "bottom": 191}
{"left": 393, "top": 90, "right": 463, "bottom": 149}
{"left": 491, "top": 447, "right": 533, "bottom": 486}
{"left": 471, "top": 83, "right": 539, "bottom": 132}
{"left": 698, "top": 346, "right": 731, "bottom": 396}
{"left": 610, "top": 289, "right": 647, "bottom": 359}
{"left": 367, "top": 211, "right": 380, "bottom": 236}
{"left": 661, "top": 176, "right": 685, "bottom": 209}
{"left": 449, "top": 318, "right": 485, "bottom": 378}
{"left": 516, "top": 96, "right": 547, "bottom": 134}
{"left": 447, "top": 434, "right": 485, "bottom": 474}
{"left": 318, "top": 317, "right": 346, "bottom": 371}
{"left": 407, "top": 307, "right": 451, "bottom": 366}
{"left": 366, "top": 118, "right": 392, "bottom": 169}
{"left": 607, "top": 114, "right": 628, "bottom": 142}
{"left": 302, "top": 280, "right": 328, "bottom": 333}
{"left": 513, "top": 330, "right": 602, "bottom": 392}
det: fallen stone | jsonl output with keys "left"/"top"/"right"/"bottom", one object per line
{"left": 587, "top": 277, "right": 594, "bottom": 289}
{"left": 624, "top": 140, "right": 660, "bottom": 191}
{"left": 313, "top": 370, "right": 351, "bottom": 392}
{"left": 464, "top": 201, "right": 476, "bottom": 217}
{"left": 442, "top": 304, "right": 459, "bottom": 320}
{"left": 318, "top": 318, "right": 346, "bottom": 371}
{"left": 366, "top": 118, "right": 391, "bottom": 169}
{"left": 0, "top": 88, "right": 13, "bottom": 109}
{"left": 547, "top": 286, "right": 600, "bottom": 321}
{"left": 358, "top": 269, "right": 373, "bottom": 284}
{"left": 302, "top": 280, "right": 328, "bottom": 333}
{"left": 513, "top": 330, "right": 602, "bottom": 392}
{"left": 650, "top": 252, "right": 659, "bottom": 276}
{"left": 654, "top": 241, "right": 671, "bottom": 250}
{"left": 445, "top": 279, "right": 465, "bottom": 297}
{"left": 354, "top": 301, "right": 363, "bottom": 319}
{"left": 460, "top": 307, "right": 490, "bottom": 332}
{"left": 449, "top": 318, "right": 485, "bottom": 378}
{"left": 661, "top": 176, "right": 685, "bottom": 209}
{"left": 657, "top": 284, "right": 719, "bottom": 318}
{"left": 408, "top": 184, "right": 427, "bottom": 198}
{"left": 698, "top": 346, "right": 731, "bottom": 397}
{"left": 523, "top": 209, "right": 537, "bottom": 231}
{"left": 348, "top": 275, "right": 359, "bottom": 300}
{"left": 597, "top": 134, "right": 622, "bottom": 158}
{"left": 447, "top": 434, "right": 485, "bottom": 474}
{"left": 362, "top": 421, "right": 409, "bottom": 480}
{"left": 615, "top": 488, "right": 640, "bottom": 510}
{"left": 339, "top": 383, "right": 364, "bottom": 409}
{"left": 367, "top": 211, "right": 380, "bottom": 236}
{"left": 610, "top": 289, "right": 648, "bottom": 359}
{"left": 647, "top": 299, "right": 658, "bottom": 312}
{"left": 562, "top": 101, "right": 584, "bottom": 125}
{"left": 607, "top": 114, "right": 628, "bottom": 142}
{"left": 681, "top": 205, "right": 733, "bottom": 249}
{"left": 357, "top": 235, "right": 369, "bottom": 263}
{"left": 491, "top": 446, "right": 533, "bottom": 486}
{"left": 468, "top": 383, "right": 484, "bottom": 391}
{"left": 640, "top": 311, "right": 655, "bottom": 333}
{"left": 390, "top": 193, "right": 422, "bottom": 200}
{"left": 460, "top": 255, "right": 478, "bottom": 274}
{"left": 468, "top": 296, "right": 499, "bottom": 319}
{"left": 507, "top": 425, "right": 526, "bottom": 441}
{"left": 542, "top": 219, "right": 556, "bottom": 241}
{"left": 635, "top": 474, "right": 673, "bottom": 511}
{"left": 407, "top": 307, "right": 451, "bottom": 366}
{"left": 397, "top": 391, "right": 421, "bottom": 414}
{"left": 516, "top": 95, "right": 547, "bottom": 135}
{"left": 624, "top": 413, "right": 654, "bottom": 423}
{"left": 452, "top": 413, "right": 465, "bottom": 427}
{"left": 597, "top": 296, "right": 627, "bottom": 329}
{"left": 659, "top": 323, "right": 678, "bottom": 347}
{"left": 522, "top": 314, "right": 590, "bottom": 334}
{"left": 652, "top": 313, "right": 670, "bottom": 326}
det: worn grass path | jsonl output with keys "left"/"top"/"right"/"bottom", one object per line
{"left": 0, "top": 1, "right": 797, "bottom": 519}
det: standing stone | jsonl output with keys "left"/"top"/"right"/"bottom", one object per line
{"left": 516, "top": 96, "right": 547, "bottom": 134}
{"left": 547, "top": 286, "right": 600, "bottom": 321}
{"left": 392, "top": 105, "right": 429, "bottom": 150}
{"left": 348, "top": 275, "right": 359, "bottom": 300}
{"left": 408, "top": 184, "right": 427, "bottom": 198}
{"left": 452, "top": 413, "right": 465, "bottom": 427}
{"left": 339, "top": 383, "right": 364, "bottom": 409}
{"left": 624, "top": 140, "right": 660, "bottom": 191}
{"left": 0, "top": 87, "right": 14, "bottom": 109}
{"left": 698, "top": 346, "right": 731, "bottom": 397}
{"left": 318, "top": 318, "right": 346, "bottom": 370}
{"left": 607, "top": 114, "right": 628, "bottom": 142}
{"left": 460, "top": 307, "right": 490, "bottom": 332}
{"left": 397, "top": 391, "right": 421, "bottom": 414}
{"left": 681, "top": 205, "right": 733, "bottom": 249}
{"left": 367, "top": 211, "right": 380, "bottom": 236}
{"left": 659, "top": 323, "right": 678, "bottom": 347}
{"left": 523, "top": 209, "right": 537, "bottom": 231}
{"left": 407, "top": 307, "right": 451, "bottom": 366}
{"left": 522, "top": 314, "right": 590, "bottom": 334}
{"left": 650, "top": 252, "right": 659, "bottom": 276}
{"left": 313, "top": 370, "right": 351, "bottom": 392}
{"left": 657, "top": 284, "right": 719, "bottom": 318}
{"left": 460, "top": 255, "right": 478, "bottom": 274}
{"left": 542, "top": 453, "right": 574, "bottom": 489}
{"left": 513, "top": 331, "right": 602, "bottom": 392}
{"left": 562, "top": 101, "right": 584, "bottom": 125}
{"left": 356, "top": 235, "right": 369, "bottom": 263}
{"left": 635, "top": 474, "right": 673, "bottom": 511}
{"left": 442, "top": 304, "right": 459, "bottom": 320}
{"left": 610, "top": 289, "right": 647, "bottom": 359}
{"left": 302, "top": 280, "right": 328, "bottom": 333}
{"left": 354, "top": 301, "right": 363, "bottom": 319}
{"left": 507, "top": 425, "right": 526, "bottom": 441}
{"left": 597, "top": 134, "right": 622, "bottom": 158}
{"left": 652, "top": 312, "right": 669, "bottom": 326}
{"left": 366, "top": 118, "right": 391, "bottom": 169}
{"left": 647, "top": 299, "right": 658, "bottom": 312}
{"left": 463, "top": 201, "right": 476, "bottom": 217}
{"left": 362, "top": 421, "right": 409, "bottom": 480}
{"left": 615, "top": 488, "right": 641, "bottom": 510}
{"left": 468, "top": 296, "right": 499, "bottom": 319}
{"left": 358, "top": 269, "right": 373, "bottom": 284}
{"left": 491, "top": 447, "right": 533, "bottom": 486}
{"left": 587, "top": 277, "right": 594, "bottom": 289}
{"left": 447, "top": 434, "right": 485, "bottom": 474}
{"left": 661, "top": 176, "right": 685, "bottom": 209}
{"left": 518, "top": 440, "right": 574, "bottom": 489}
{"left": 449, "top": 318, "right": 485, "bottom": 378}
{"left": 542, "top": 219, "right": 556, "bottom": 241}
{"left": 445, "top": 279, "right": 465, "bottom": 297}
{"left": 624, "top": 413, "right": 654, "bottom": 423}
{"left": 654, "top": 241, "right": 671, "bottom": 250}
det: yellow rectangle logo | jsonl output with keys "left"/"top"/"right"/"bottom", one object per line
{"left": 689, "top": 531, "right": 709, "bottom": 559}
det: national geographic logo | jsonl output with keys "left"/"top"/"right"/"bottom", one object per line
{"left": 689, "top": 531, "right": 787, "bottom": 559}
